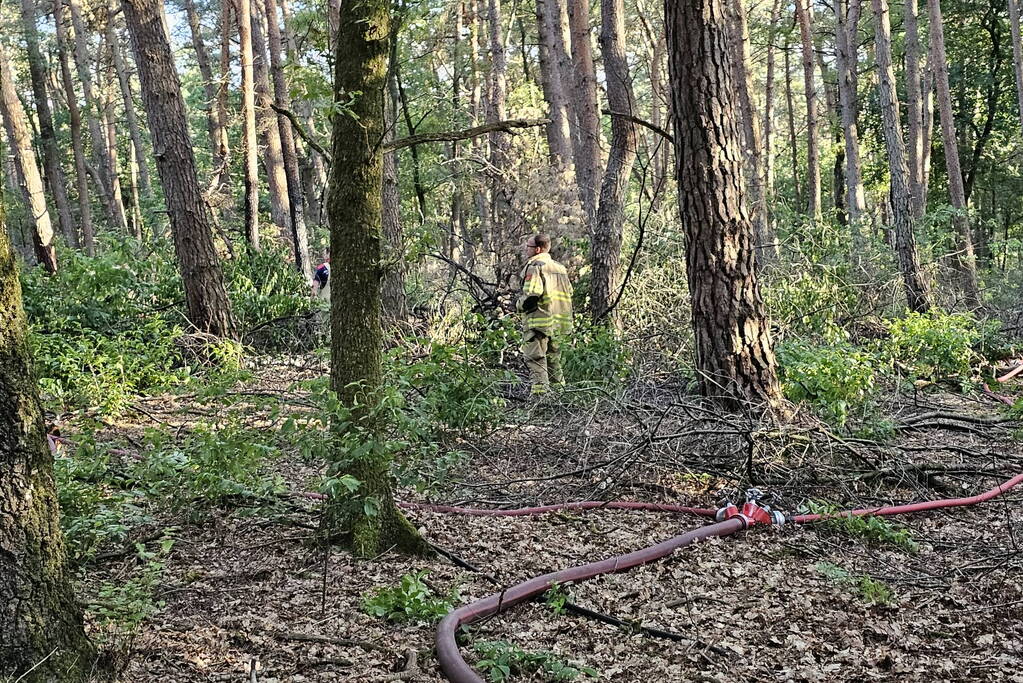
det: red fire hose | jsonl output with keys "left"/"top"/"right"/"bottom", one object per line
{"left": 432, "top": 472, "right": 1023, "bottom": 683}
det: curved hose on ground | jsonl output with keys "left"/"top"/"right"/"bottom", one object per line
{"left": 435, "top": 518, "right": 748, "bottom": 683}
{"left": 433, "top": 471, "right": 1023, "bottom": 682}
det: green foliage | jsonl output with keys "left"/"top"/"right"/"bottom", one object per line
{"left": 815, "top": 562, "right": 894, "bottom": 606}
{"left": 362, "top": 571, "right": 459, "bottom": 624}
{"left": 804, "top": 502, "right": 920, "bottom": 552}
{"left": 882, "top": 311, "right": 987, "bottom": 382}
{"left": 561, "top": 319, "right": 631, "bottom": 385}
{"left": 473, "top": 640, "right": 598, "bottom": 682}
{"left": 89, "top": 537, "right": 175, "bottom": 631}
{"left": 776, "top": 339, "right": 879, "bottom": 428}
{"left": 543, "top": 582, "right": 570, "bottom": 615}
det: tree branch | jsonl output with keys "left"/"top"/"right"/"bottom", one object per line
{"left": 384, "top": 118, "right": 550, "bottom": 151}
{"left": 602, "top": 109, "right": 674, "bottom": 144}
{"left": 269, "top": 102, "right": 332, "bottom": 162}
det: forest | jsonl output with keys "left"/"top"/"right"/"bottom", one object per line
{"left": 1, "top": 0, "right": 1023, "bottom": 677}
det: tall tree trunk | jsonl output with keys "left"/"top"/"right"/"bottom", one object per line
{"left": 784, "top": 40, "right": 802, "bottom": 210}
{"left": 488, "top": 0, "right": 514, "bottom": 284}
{"left": 249, "top": 1, "right": 293, "bottom": 239}
{"left": 762, "top": 0, "right": 782, "bottom": 254}
{"left": 54, "top": 0, "right": 94, "bottom": 253}
{"left": 263, "top": 0, "right": 312, "bottom": 279}
{"left": 535, "top": 0, "right": 574, "bottom": 167}
{"left": 1010, "top": 0, "right": 1023, "bottom": 136}
{"left": 727, "top": 0, "right": 767, "bottom": 255}
{"left": 280, "top": 0, "right": 322, "bottom": 226}
{"left": 100, "top": 42, "right": 126, "bottom": 235}
{"left": 217, "top": 0, "right": 232, "bottom": 193}
{"left": 69, "top": 0, "right": 127, "bottom": 232}
{"left": 19, "top": 0, "right": 77, "bottom": 248}
{"left": 872, "top": 0, "right": 931, "bottom": 312}
{"left": 836, "top": 0, "right": 866, "bottom": 230}
{"left": 122, "top": 0, "right": 237, "bottom": 337}
{"left": 0, "top": 198, "right": 96, "bottom": 682}
{"left": 382, "top": 62, "right": 408, "bottom": 324}
{"left": 0, "top": 44, "right": 57, "bottom": 274}
{"left": 666, "top": 0, "right": 784, "bottom": 412}
{"left": 795, "top": 0, "right": 822, "bottom": 219}
{"left": 567, "top": 0, "right": 602, "bottom": 222}
{"left": 921, "top": 60, "right": 935, "bottom": 209}
{"left": 928, "top": 0, "right": 981, "bottom": 309}
{"left": 239, "top": 0, "right": 261, "bottom": 248}
{"left": 183, "top": 0, "right": 228, "bottom": 182}
{"left": 590, "top": 0, "right": 637, "bottom": 321}
{"left": 469, "top": 0, "right": 489, "bottom": 266}
{"left": 106, "top": 15, "right": 152, "bottom": 196}
{"left": 325, "top": 0, "right": 428, "bottom": 558}
{"left": 905, "top": 0, "right": 926, "bottom": 216}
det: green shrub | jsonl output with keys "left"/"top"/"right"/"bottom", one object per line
{"left": 473, "top": 640, "right": 598, "bottom": 682}
{"left": 815, "top": 561, "right": 894, "bottom": 606}
{"left": 561, "top": 318, "right": 631, "bottom": 385}
{"left": 89, "top": 536, "right": 175, "bottom": 631}
{"left": 882, "top": 311, "right": 985, "bottom": 382}
{"left": 804, "top": 502, "right": 919, "bottom": 552}
{"left": 363, "top": 571, "right": 459, "bottom": 624}
{"left": 777, "top": 340, "right": 878, "bottom": 428}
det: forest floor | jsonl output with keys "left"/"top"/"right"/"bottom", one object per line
{"left": 65, "top": 358, "right": 1023, "bottom": 682}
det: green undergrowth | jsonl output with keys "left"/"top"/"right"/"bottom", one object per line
{"left": 802, "top": 501, "right": 920, "bottom": 552}
{"left": 473, "top": 640, "right": 599, "bottom": 682}
{"left": 815, "top": 561, "right": 895, "bottom": 606}
{"left": 362, "top": 571, "right": 460, "bottom": 624}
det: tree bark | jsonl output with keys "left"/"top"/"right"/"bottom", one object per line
{"left": 263, "top": 0, "right": 312, "bottom": 279}
{"left": 727, "top": 0, "right": 768, "bottom": 256}
{"left": 762, "top": 0, "right": 782, "bottom": 252}
{"left": 927, "top": 0, "right": 982, "bottom": 309}
{"left": 239, "top": 0, "right": 261, "bottom": 248}
{"left": 1010, "top": 0, "right": 1023, "bottom": 137}
{"left": 905, "top": 0, "right": 926, "bottom": 216}
{"left": 0, "top": 199, "right": 96, "bottom": 681}
{"left": 784, "top": 40, "right": 802, "bottom": 210}
{"left": 100, "top": 39, "right": 127, "bottom": 235}
{"left": 217, "top": 0, "right": 232, "bottom": 193}
{"left": 122, "top": 0, "right": 237, "bottom": 337}
{"left": 106, "top": 14, "right": 152, "bottom": 197}
{"left": 0, "top": 45, "right": 57, "bottom": 274}
{"left": 249, "top": 1, "right": 293, "bottom": 239}
{"left": 836, "top": 0, "right": 866, "bottom": 230}
{"left": 382, "top": 61, "right": 408, "bottom": 324}
{"left": 795, "top": 0, "right": 821, "bottom": 219}
{"left": 535, "top": 0, "right": 574, "bottom": 167}
{"left": 872, "top": 0, "right": 931, "bottom": 312}
{"left": 69, "top": 0, "right": 127, "bottom": 232}
{"left": 19, "top": 0, "right": 77, "bottom": 249}
{"left": 567, "top": 0, "right": 602, "bottom": 222}
{"left": 183, "top": 0, "right": 228, "bottom": 184}
{"left": 666, "top": 0, "right": 784, "bottom": 412}
{"left": 488, "top": 0, "right": 514, "bottom": 284}
{"left": 325, "top": 0, "right": 428, "bottom": 558}
{"left": 590, "top": 0, "right": 636, "bottom": 322}
{"left": 54, "top": 0, "right": 94, "bottom": 253}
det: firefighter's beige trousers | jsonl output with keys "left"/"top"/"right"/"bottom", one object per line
{"left": 522, "top": 330, "right": 564, "bottom": 394}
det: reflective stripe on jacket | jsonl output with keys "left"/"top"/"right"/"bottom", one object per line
{"left": 516, "top": 252, "right": 573, "bottom": 336}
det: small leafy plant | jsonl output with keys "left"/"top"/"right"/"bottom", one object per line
{"left": 543, "top": 582, "right": 571, "bottom": 615}
{"left": 804, "top": 502, "right": 919, "bottom": 552}
{"left": 89, "top": 536, "right": 175, "bottom": 632}
{"left": 777, "top": 339, "right": 879, "bottom": 428}
{"left": 815, "top": 562, "right": 894, "bottom": 606}
{"left": 362, "top": 571, "right": 459, "bottom": 624}
{"left": 473, "top": 640, "right": 598, "bottom": 682}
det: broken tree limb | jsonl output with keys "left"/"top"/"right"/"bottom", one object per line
{"left": 269, "top": 103, "right": 331, "bottom": 161}
{"left": 384, "top": 118, "right": 550, "bottom": 151}
{"left": 602, "top": 109, "right": 674, "bottom": 143}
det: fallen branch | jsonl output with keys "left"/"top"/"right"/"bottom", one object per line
{"left": 275, "top": 632, "right": 392, "bottom": 654}
{"left": 385, "top": 118, "right": 550, "bottom": 151}
{"left": 602, "top": 109, "right": 674, "bottom": 143}
{"left": 269, "top": 103, "right": 331, "bottom": 161}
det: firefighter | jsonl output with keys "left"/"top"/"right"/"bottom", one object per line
{"left": 517, "top": 233, "right": 573, "bottom": 395}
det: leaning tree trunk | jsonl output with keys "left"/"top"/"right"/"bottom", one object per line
{"left": 263, "top": 0, "right": 311, "bottom": 279}
{"left": 106, "top": 15, "right": 152, "bottom": 197}
{"left": 928, "top": 0, "right": 982, "bottom": 310}
{"left": 795, "top": 0, "right": 821, "bottom": 219}
{"left": 783, "top": 41, "right": 802, "bottom": 210}
{"left": 183, "top": 0, "right": 228, "bottom": 180}
{"left": 239, "top": 0, "right": 261, "bottom": 248}
{"left": 872, "top": 0, "right": 931, "bottom": 312}
{"left": 54, "top": 0, "right": 94, "bottom": 253}
{"left": 590, "top": 0, "right": 637, "bottom": 322}
{"left": 0, "top": 197, "right": 96, "bottom": 682}
{"left": 666, "top": 0, "right": 784, "bottom": 412}
{"left": 216, "top": 0, "right": 232, "bottom": 194}
{"left": 19, "top": 0, "right": 77, "bottom": 248}
{"left": 836, "top": 0, "right": 866, "bottom": 230}
{"left": 727, "top": 0, "right": 767, "bottom": 256}
{"left": 488, "top": 0, "right": 514, "bottom": 284}
{"left": 325, "top": 0, "right": 428, "bottom": 558}
{"left": 1010, "top": 0, "right": 1023, "bottom": 136}
{"left": 250, "top": 4, "right": 293, "bottom": 242}
{"left": 568, "top": 0, "right": 602, "bottom": 222}
{"left": 122, "top": 0, "right": 236, "bottom": 338}
{"left": 69, "top": 0, "right": 127, "bottom": 232}
{"left": 0, "top": 44, "right": 57, "bottom": 274}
